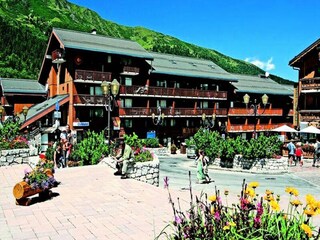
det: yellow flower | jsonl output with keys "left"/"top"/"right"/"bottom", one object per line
{"left": 304, "top": 208, "right": 316, "bottom": 217}
{"left": 245, "top": 187, "right": 255, "bottom": 198}
{"left": 269, "top": 200, "right": 280, "bottom": 211}
{"left": 264, "top": 194, "right": 274, "bottom": 202}
{"left": 248, "top": 182, "right": 259, "bottom": 189}
{"left": 229, "top": 222, "right": 236, "bottom": 227}
{"left": 265, "top": 189, "right": 273, "bottom": 195}
{"left": 223, "top": 225, "right": 230, "bottom": 231}
{"left": 208, "top": 195, "right": 217, "bottom": 202}
{"left": 290, "top": 199, "right": 302, "bottom": 207}
{"left": 210, "top": 206, "right": 215, "bottom": 215}
{"left": 301, "top": 223, "right": 312, "bottom": 237}
{"left": 306, "top": 194, "right": 316, "bottom": 205}
{"left": 285, "top": 187, "right": 299, "bottom": 196}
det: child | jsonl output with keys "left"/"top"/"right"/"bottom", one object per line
{"left": 295, "top": 143, "right": 303, "bottom": 167}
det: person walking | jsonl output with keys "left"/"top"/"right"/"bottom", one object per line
{"left": 287, "top": 141, "right": 296, "bottom": 166}
{"left": 312, "top": 139, "right": 320, "bottom": 167}
{"left": 196, "top": 150, "right": 210, "bottom": 183}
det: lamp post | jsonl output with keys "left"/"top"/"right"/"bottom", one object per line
{"left": 243, "top": 93, "right": 269, "bottom": 139}
{"left": 201, "top": 112, "right": 216, "bottom": 129}
{"left": 101, "top": 79, "right": 120, "bottom": 145}
{"left": 22, "top": 106, "right": 29, "bottom": 121}
{"left": 0, "top": 105, "right": 4, "bottom": 123}
{"left": 152, "top": 106, "right": 165, "bottom": 125}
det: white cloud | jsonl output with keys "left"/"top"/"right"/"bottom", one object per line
{"left": 245, "top": 57, "right": 275, "bottom": 71}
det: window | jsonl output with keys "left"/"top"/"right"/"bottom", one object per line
{"left": 125, "top": 77, "right": 132, "bottom": 86}
{"left": 157, "top": 100, "right": 166, "bottom": 108}
{"left": 124, "top": 119, "right": 132, "bottom": 128}
{"left": 122, "top": 98, "right": 132, "bottom": 108}
{"left": 200, "top": 101, "right": 208, "bottom": 109}
{"left": 200, "top": 84, "right": 209, "bottom": 90}
{"left": 157, "top": 80, "right": 167, "bottom": 87}
{"left": 90, "top": 86, "right": 103, "bottom": 95}
{"left": 170, "top": 119, "right": 176, "bottom": 127}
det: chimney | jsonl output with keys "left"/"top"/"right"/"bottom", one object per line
{"left": 91, "top": 29, "right": 97, "bottom": 35}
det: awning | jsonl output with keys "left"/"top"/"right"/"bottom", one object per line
{"left": 20, "top": 95, "right": 69, "bottom": 129}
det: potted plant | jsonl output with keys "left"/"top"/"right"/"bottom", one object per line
{"left": 171, "top": 143, "right": 177, "bottom": 154}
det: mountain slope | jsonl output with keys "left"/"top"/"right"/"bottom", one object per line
{"left": 0, "top": 0, "right": 293, "bottom": 85}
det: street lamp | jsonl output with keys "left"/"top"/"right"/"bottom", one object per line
{"left": 0, "top": 105, "right": 4, "bottom": 123}
{"left": 152, "top": 106, "right": 165, "bottom": 125}
{"left": 22, "top": 106, "right": 29, "bottom": 121}
{"left": 202, "top": 112, "right": 216, "bottom": 129}
{"left": 101, "top": 79, "right": 120, "bottom": 145}
{"left": 243, "top": 93, "right": 269, "bottom": 139}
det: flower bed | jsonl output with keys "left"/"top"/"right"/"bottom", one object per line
{"left": 157, "top": 174, "right": 320, "bottom": 239}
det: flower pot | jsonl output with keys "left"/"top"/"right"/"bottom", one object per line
{"left": 13, "top": 181, "right": 42, "bottom": 200}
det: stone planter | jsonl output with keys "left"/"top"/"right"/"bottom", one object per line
{"left": 101, "top": 154, "right": 160, "bottom": 187}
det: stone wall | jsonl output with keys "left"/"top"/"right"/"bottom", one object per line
{"left": 0, "top": 149, "right": 31, "bottom": 167}
{"left": 100, "top": 154, "right": 160, "bottom": 187}
{"left": 211, "top": 154, "right": 288, "bottom": 173}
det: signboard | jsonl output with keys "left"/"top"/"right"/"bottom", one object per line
{"left": 147, "top": 131, "right": 156, "bottom": 139}
{"left": 53, "top": 111, "right": 61, "bottom": 119}
{"left": 73, "top": 122, "right": 90, "bottom": 127}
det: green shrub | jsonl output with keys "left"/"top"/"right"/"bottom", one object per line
{"left": 141, "top": 137, "right": 159, "bottom": 148}
{"left": 71, "top": 130, "right": 109, "bottom": 165}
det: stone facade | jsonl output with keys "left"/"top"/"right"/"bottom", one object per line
{"left": 0, "top": 149, "right": 31, "bottom": 167}
{"left": 100, "top": 154, "right": 160, "bottom": 187}
{"left": 211, "top": 154, "right": 288, "bottom": 173}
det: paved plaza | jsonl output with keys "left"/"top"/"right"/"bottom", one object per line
{"left": 1, "top": 156, "right": 320, "bottom": 239}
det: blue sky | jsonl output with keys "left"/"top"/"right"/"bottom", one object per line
{"left": 68, "top": 0, "right": 319, "bottom": 82}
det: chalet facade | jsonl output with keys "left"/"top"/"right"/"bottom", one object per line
{"left": 20, "top": 28, "right": 294, "bottom": 145}
{"left": 289, "top": 38, "right": 320, "bottom": 129}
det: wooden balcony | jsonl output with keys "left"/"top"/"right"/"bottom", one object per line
{"left": 73, "top": 94, "right": 104, "bottom": 105}
{"left": 120, "top": 85, "right": 227, "bottom": 99}
{"left": 119, "top": 107, "right": 227, "bottom": 117}
{"left": 300, "top": 77, "right": 320, "bottom": 91}
{"left": 74, "top": 70, "right": 111, "bottom": 83}
{"left": 228, "top": 123, "right": 291, "bottom": 132}
{"left": 300, "top": 110, "right": 320, "bottom": 122}
{"left": 122, "top": 66, "right": 140, "bottom": 75}
{"left": 228, "top": 108, "right": 283, "bottom": 116}
{"left": 51, "top": 49, "right": 65, "bottom": 64}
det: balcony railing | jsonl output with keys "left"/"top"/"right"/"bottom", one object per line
{"left": 228, "top": 108, "right": 283, "bottom": 116}
{"left": 228, "top": 123, "right": 291, "bottom": 132}
{"left": 122, "top": 66, "right": 140, "bottom": 75}
{"left": 73, "top": 94, "right": 105, "bottom": 105}
{"left": 301, "top": 77, "right": 320, "bottom": 90}
{"left": 74, "top": 70, "right": 111, "bottom": 82}
{"left": 119, "top": 107, "right": 227, "bottom": 117}
{"left": 121, "top": 85, "right": 227, "bottom": 99}
{"left": 300, "top": 110, "right": 320, "bottom": 122}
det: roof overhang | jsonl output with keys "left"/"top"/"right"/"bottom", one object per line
{"left": 20, "top": 95, "right": 69, "bottom": 129}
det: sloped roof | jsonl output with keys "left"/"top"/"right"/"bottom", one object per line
{"left": 289, "top": 38, "right": 320, "bottom": 67}
{"left": 52, "top": 28, "right": 153, "bottom": 60}
{"left": 20, "top": 94, "right": 69, "bottom": 129}
{"left": 231, "top": 74, "right": 293, "bottom": 96}
{"left": 0, "top": 78, "right": 46, "bottom": 95}
{"left": 148, "top": 52, "right": 237, "bottom": 82}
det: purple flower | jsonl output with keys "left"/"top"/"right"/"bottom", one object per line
{"left": 24, "top": 178, "right": 29, "bottom": 183}
{"left": 164, "top": 176, "right": 169, "bottom": 189}
{"left": 214, "top": 211, "right": 221, "bottom": 221}
{"left": 174, "top": 215, "right": 183, "bottom": 224}
{"left": 256, "top": 202, "right": 263, "bottom": 216}
{"left": 24, "top": 168, "right": 31, "bottom": 175}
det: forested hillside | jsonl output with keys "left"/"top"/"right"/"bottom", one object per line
{"left": 0, "top": 0, "right": 293, "bottom": 84}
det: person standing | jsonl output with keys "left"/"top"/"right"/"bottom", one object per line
{"left": 295, "top": 143, "right": 303, "bottom": 167}
{"left": 313, "top": 139, "right": 320, "bottom": 167}
{"left": 287, "top": 141, "right": 296, "bottom": 166}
